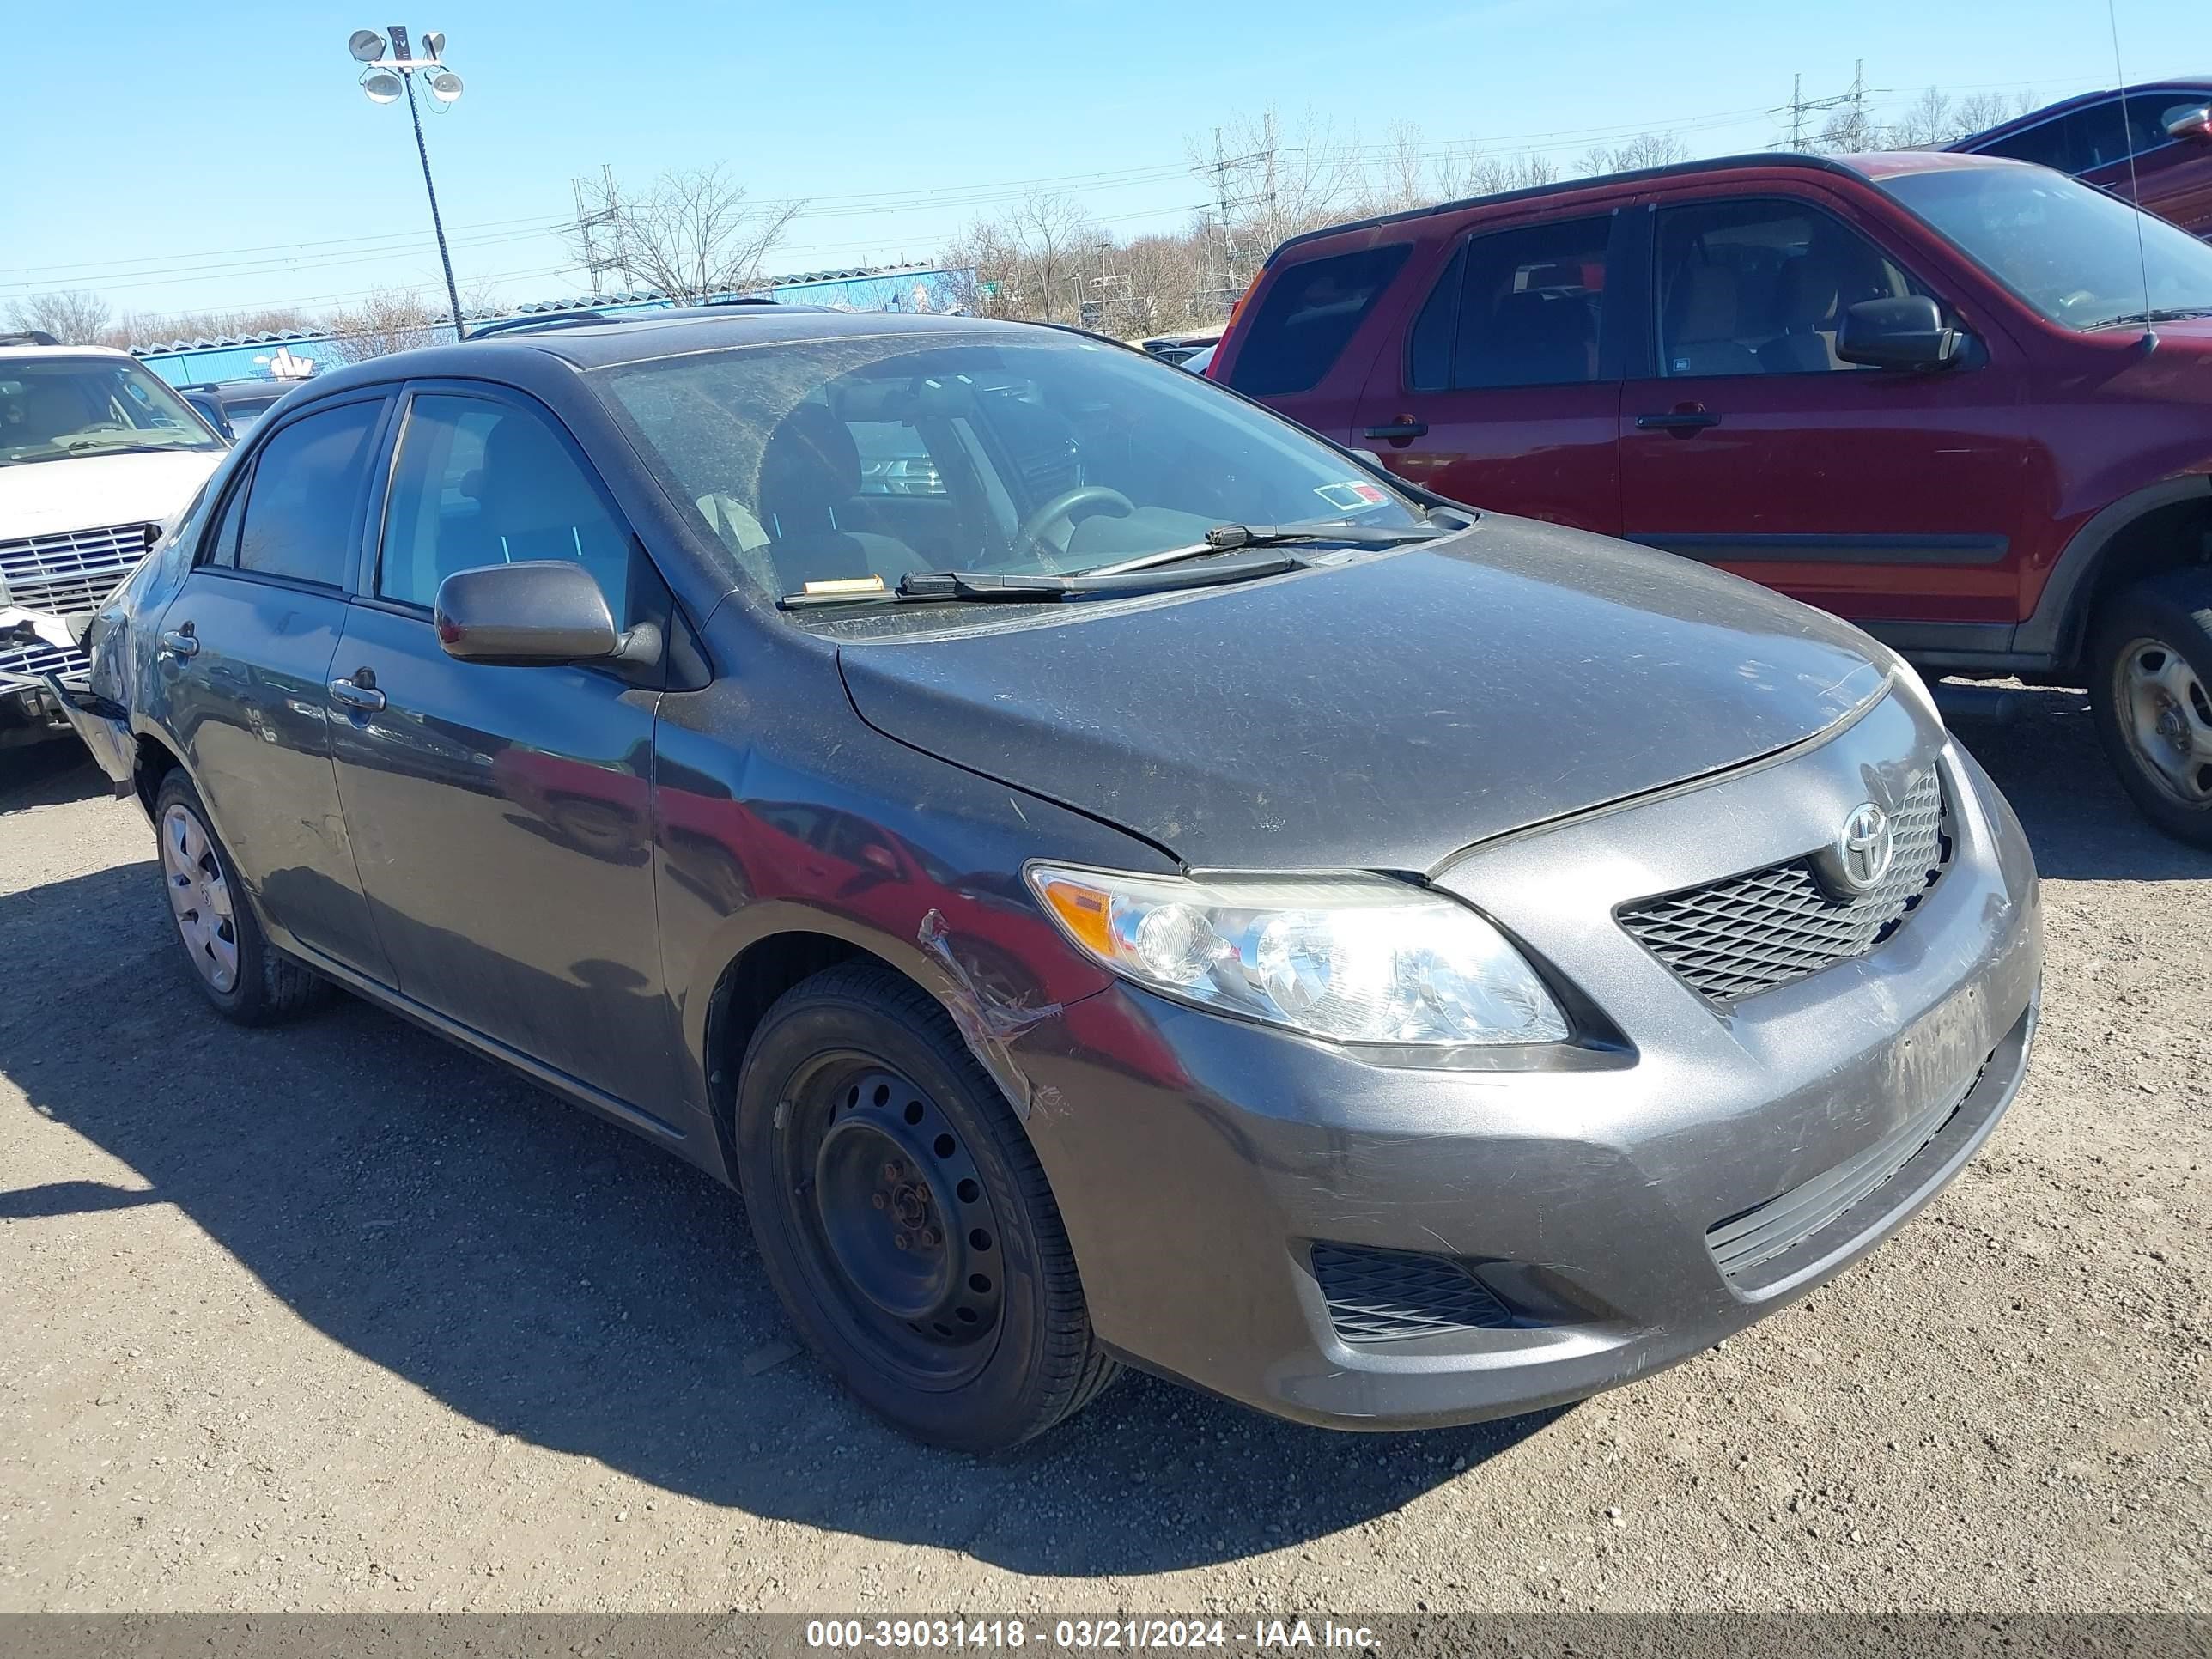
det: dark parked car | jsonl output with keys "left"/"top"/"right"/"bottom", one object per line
{"left": 178, "top": 379, "right": 292, "bottom": 443}
{"left": 58, "top": 308, "right": 2040, "bottom": 1450}
{"left": 1212, "top": 149, "right": 2212, "bottom": 844}
{"left": 1948, "top": 81, "right": 2212, "bottom": 236}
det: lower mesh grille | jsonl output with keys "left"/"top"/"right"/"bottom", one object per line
{"left": 1310, "top": 1243, "right": 1516, "bottom": 1343}
{"left": 1705, "top": 1057, "right": 1988, "bottom": 1284}
{"left": 1618, "top": 767, "right": 1950, "bottom": 1003}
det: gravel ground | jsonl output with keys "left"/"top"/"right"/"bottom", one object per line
{"left": 0, "top": 689, "right": 2204, "bottom": 1616}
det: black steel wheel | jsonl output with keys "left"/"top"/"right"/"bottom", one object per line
{"left": 734, "top": 962, "right": 1117, "bottom": 1450}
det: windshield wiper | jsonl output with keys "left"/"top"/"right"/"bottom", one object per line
{"left": 780, "top": 549, "right": 1302, "bottom": 608}
{"left": 2084, "top": 306, "right": 2212, "bottom": 329}
{"left": 1079, "top": 519, "right": 1449, "bottom": 578}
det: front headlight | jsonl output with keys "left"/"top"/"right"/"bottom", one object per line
{"left": 1026, "top": 865, "right": 1569, "bottom": 1047}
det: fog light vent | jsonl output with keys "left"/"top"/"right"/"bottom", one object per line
{"left": 1310, "top": 1243, "right": 1517, "bottom": 1344}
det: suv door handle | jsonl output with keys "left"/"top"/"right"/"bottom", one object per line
{"left": 328, "top": 672, "right": 386, "bottom": 714}
{"left": 158, "top": 626, "right": 200, "bottom": 659}
{"left": 1363, "top": 418, "right": 1430, "bottom": 444}
{"left": 1636, "top": 410, "right": 1723, "bottom": 434}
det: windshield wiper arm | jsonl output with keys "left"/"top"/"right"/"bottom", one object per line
{"left": 1080, "top": 519, "right": 1449, "bottom": 579}
{"left": 2086, "top": 306, "right": 2212, "bottom": 328}
{"left": 780, "top": 550, "right": 1303, "bottom": 608}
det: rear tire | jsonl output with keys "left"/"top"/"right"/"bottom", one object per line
{"left": 151, "top": 769, "right": 331, "bottom": 1024}
{"left": 2088, "top": 568, "right": 2212, "bottom": 848}
{"left": 734, "top": 962, "right": 1117, "bottom": 1452}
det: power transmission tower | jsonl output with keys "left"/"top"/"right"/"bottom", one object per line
{"left": 1194, "top": 125, "right": 1273, "bottom": 318}
{"left": 570, "top": 164, "right": 629, "bottom": 294}
{"left": 1777, "top": 61, "right": 1874, "bottom": 152}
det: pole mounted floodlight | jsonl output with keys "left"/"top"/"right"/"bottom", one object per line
{"left": 348, "top": 24, "right": 468, "bottom": 340}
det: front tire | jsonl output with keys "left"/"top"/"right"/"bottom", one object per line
{"left": 151, "top": 769, "right": 331, "bottom": 1024}
{"left": 734, "top": 962, "right": 1117, "bottom": 1452}
{"left": 2088, "top": 568, "right": 2212, "bottom": 848}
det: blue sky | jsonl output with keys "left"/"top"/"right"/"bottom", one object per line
{"left": 8, "top": 0, "right": 2197, "bottom": 324}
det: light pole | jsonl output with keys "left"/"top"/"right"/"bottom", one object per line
{"left": 349, "top": 25, "right": 467, "bottom": 341}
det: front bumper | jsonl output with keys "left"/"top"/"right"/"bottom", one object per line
{"left": 1009, "top": 695, "right": 2043, "bottom": 1430}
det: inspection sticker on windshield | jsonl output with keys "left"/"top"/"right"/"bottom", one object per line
{"left": 1316, "top": 480, "right": 1390, "bottom": 512}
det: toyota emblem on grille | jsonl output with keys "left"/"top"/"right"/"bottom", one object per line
{"left": 1832, "top": 801, "right": 1895, "bottom": 894}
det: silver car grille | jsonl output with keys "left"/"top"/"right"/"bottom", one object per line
{"left": 1618, "top": 767, "right": 1949, "bottom": 1003}
{"left": 1, "top": 522, "right": 152, "bottom": 618}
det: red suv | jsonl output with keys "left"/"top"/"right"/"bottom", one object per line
{"left": 1212, "top": 149, "right": 2212, "bottom": 845}
{"left": 1948, "top": 81, "right": 2212, "bottom": 237}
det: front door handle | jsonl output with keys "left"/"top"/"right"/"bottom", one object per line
{"left": 159, "top": 626, "right": 200, "bottom": 659}
{"left": 1636, "top": 409, "right": 1723, "bottom": 434}
{"left": 328, "top": 673, "right": 386, "bottom": 714}
{"left": 1363, "top": 418, "right": 1430, "bottom": 446}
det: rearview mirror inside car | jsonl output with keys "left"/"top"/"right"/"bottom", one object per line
{"left": 1837, "top": 295, "right": 1962, "bottom": 372}
{"left": 434, "top": 561, "right": 621, "bottom": 665}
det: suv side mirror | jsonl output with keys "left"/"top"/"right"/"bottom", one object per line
{"left": 2166, "top": 106, "right": 2212, "bottom": 142}
{"left": 1837, "top": 295, "right": 1962, "bottom": 371}
{"left": 434, "top": 560, "right": 620, "bottom": 665}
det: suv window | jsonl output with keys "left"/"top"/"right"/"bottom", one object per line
{"left": 1223, "top": 243, "right": 1411, "bottom": 397}
{"left": 1409, "top": 216, "right": 1610, "bottom": 391}
{"left": 1975, "top": 93, "right": 2200, "bottom": 174}
{"left": 380, "top": 393, "right": 635, "bottom": 627}
{"left": 235, "top": 401, "right": 381, "bottom": 585}
{"left": 1655, "top": 199, "right": 1919, "bottom": 377}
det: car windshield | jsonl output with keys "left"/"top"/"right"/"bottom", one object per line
{"left": 597, "top": 328, "right": 1425, "bottom": 605}
{"left": 1878, "top": 163, "right": 2212, "bottom": 330}
{"left": 0, "top": 357, "right": 222, "bottom": 466}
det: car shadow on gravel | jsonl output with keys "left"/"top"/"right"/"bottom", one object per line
{"left": 0, "top": 743, "right": 107, "bottom": 815}
{"left": 1942, "top": 684, "right": 2212, "bottom": 883}
{"left": 0, "top": 857, "right": 1559, "bottom": 1576}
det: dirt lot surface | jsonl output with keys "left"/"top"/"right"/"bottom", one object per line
{"left": 0, "top": 690, "right": 2205, "bottom": 1616}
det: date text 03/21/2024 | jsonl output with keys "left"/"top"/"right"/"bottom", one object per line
{"left": 804, "top": 1619, "right": 1381, "bottom": 1650}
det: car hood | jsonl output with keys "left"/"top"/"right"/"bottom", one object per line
{"left": 836, "top": 514, "right": 1893, "bottom": 872}
{"left": 0, "top": 448, "right": 223, "bottom": 544}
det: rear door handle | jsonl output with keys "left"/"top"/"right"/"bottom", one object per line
{"left": 1636, "top": 410, "right": 1723, "bottom": 434}
{"left": 158, "top": 626, "right": 199, "bottom": 659}
{"left": 328, "top": 674, "right": 386, "bottom": 714}
{"left": 1363, "top": 419, "right": 1429, "bottom": 443}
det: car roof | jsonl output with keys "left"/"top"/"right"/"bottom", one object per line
{"left": 0, "top": 342, "right": 133, "bottom": 361}
{"left": 1261, "top": 149, "right": 2033, "bottom": 265}
{"left": 1948, "top": 78, "right": 2212, "bottom": 148}
{"left": 289, "top": 307, "right": 1085, "bottom": 398}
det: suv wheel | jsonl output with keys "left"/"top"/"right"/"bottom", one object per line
{"left": 152, "top": 769, "right": 331, "bottom": 1023}
{"left": 2089, "top": 568, "right": 2212, "bottom": 846}
{"left": 734, "top": 962, "right": 1117, "bottom": 1451}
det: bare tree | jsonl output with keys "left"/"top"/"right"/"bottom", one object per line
{"left": 1433, "top": 147, "right": 1561, "bottom": 200}
{"left": 106, "top": 304, "right": 314, "bottom": 349}
{"left": 567, "top": 166, "right": 804, "bottom": 301}
{"left": 1887, "top": 87, "right": 1959, "bottom": 149}
{"left": 324, "top": 289, "right": 444, "bottom": 362}
{"left": 1951, "top": 91, "right": 2013, "bottom": 140}
{"left": 1576, "top": 131, "right": 1690, "bottom": 176}
{"left": 1815, "top": 101, "right": 1877, "bottom": 153}
{"left": 8, "top": 290, "right": 113, "bottom": 344}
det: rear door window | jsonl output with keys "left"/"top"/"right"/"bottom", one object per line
{"left": 1411, "top": 216, "right": 1611, "bottom": 391}
{"left": 235, "top": 400, "right": 382, "bottom": 586}
{"left": 1223, "top": 243, "right": 1411, "bottom": 397}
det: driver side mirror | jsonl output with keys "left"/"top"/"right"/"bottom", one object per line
{"left": 434, "top": 560, "right": 620, "bottom": 665}
{"left": 2166, "top": 106, "right": 2212, "bottom": 143}
{"left": 1837, "top": 295, "right": 1963, "bottom": 371}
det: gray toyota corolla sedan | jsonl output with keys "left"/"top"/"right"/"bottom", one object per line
{"left": 58, "top": 307, "right": 2041, "bottom": 1451}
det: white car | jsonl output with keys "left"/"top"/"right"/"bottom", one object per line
{"left": 2, "top": 334, "right": 227, "bottom": 750}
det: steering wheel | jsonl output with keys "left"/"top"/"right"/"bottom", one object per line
{"left": 1015, "top": 485, "right": 1134, "bottom": 563}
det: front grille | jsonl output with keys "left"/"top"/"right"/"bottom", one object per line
{"left": 1618, "top": 768, "right": 1949, "bottom": 1003}
{"left": 1310, "top": 1243, "right": 1516, "bottom": 1344}
{"left": 0, "top": 640, "right": 85, "bottom": 690}
{"left": 1705, "top": 1055, "right": 1988, "bottom": 1284}
{"left": 0, "top": 522, "right": 152, "bottom": 618}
